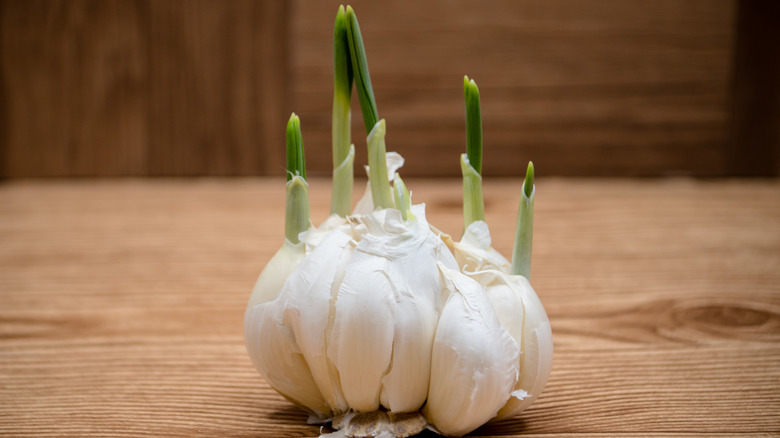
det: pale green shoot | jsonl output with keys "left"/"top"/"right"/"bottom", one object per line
{"left": 331, "top": 6, "right": 354, "bottom": 216}
{"left": 285, "top": 113, "right": 311, "bottom": 244}
{"left": 462, "top": 76, "right": 485, "bottom": 228}
{"left": 511, "top": 162, "right": 535, "bottom": 278}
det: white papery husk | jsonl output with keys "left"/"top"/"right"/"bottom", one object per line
{"left": 352, "top": 152, "right": 405, "bottom": 216}
{"left": 452, "top": 220, "right": 511, "bottom": 272}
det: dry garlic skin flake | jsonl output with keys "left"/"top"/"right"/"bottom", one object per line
{"left": 243, "top": 5, "right": 552, "bottom": 437}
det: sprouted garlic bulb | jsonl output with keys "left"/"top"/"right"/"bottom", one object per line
{"left": 244, "top": 6, "right": 552, "bottom": 437}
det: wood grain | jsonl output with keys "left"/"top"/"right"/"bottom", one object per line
{"left": 0, "top": 0, "right": 745, "bottom": 178}
{"left": 1, "top": 0, "right": 149, "bottom": 177}
{"left": 291, "top": 0, "right": 736, "bottom": 178}
{"left": 145, "top": 0, "right": 287, "bottom": 177}
{"left": 0, "top": 0, "right": 288, "bottom": 178}
{"left": 1, "top": 178, "right": 779, "bottom": 436}
{"left": 729, "top": 1, "right": 780, "bottom": 176}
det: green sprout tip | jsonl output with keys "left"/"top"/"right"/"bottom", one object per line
{"left": 345, "top": 6, "right": 379, "bottom": 135}
{"left": 286, "top": 113, "right": 306, "bottom": 181}
{"left": 524, "top": 161, "right": 534, "bottom": 198}
{"left": 464, "top": 75, "right": 482, "bottom": 175}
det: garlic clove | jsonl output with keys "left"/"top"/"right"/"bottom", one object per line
{"left": 247, "top": 241, "right": 305, "bottom": 308}
{"left": 244, "top": 223, "right": 349, "bottom": 419}
{"left": 464, "top": 268, "right": 553, "bottom": 421}
{"left": 327, "top": 237, "right": 397, "bottom": 412}
{"left": 244, "top": 299, "right": 331, "bottom": 418}
{"left": 424, "top": 264, "right": 520, "bottom": 437}
{"left": 490, "top": 273, "right": 553, "bottom": 420}
{"left": 378, "top": 274, "right": 438, "bottom": 413}
{"left": 283, "top": 228, "right": 355, "bottom": 413}
{"left": 450, "top": 220, "right": 554, "bottom": 421}
{"left": 379, "top": 209, "right": 453, "bottom": 412}
{"left": 476, "top": 271, "right": 526, "bottom": 355}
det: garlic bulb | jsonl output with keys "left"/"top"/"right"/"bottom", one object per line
{"left": 245, "top": 200, "right": 550, "bottom": 437}
{"left": 244, "top": 5, "right": 552, "bottom": 437}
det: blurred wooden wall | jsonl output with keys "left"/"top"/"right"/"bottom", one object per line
{"left": 0, "top": 0, "right": 777, "bottom": 178}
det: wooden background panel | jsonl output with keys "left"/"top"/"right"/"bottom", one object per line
{"left": 2, "top": 0, "right": 776, "bottom": 178}
{"left": 1, "top": 0, "right": 149, "bottom": 177}
{"left": 0, "top": 0, "right": 288, "bottom": 177}
{"left": 729, "top": 1, "right": 780, "bottom": 176}
{"left": 145, "top": 0, "right": 288, "bottom": 176}
{"left": 291, "top": 0, "right": 736, "bottom": 178}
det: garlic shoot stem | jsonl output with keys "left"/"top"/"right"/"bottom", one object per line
{"left": 346, "top": 6, "right": 393, "bottom": 208}
{"left": 285, "top": 114, "right": 311, "bottom": 244}
{"left": 393, "top": 173, "right": 414, "bottom": 221}
{"left": 331, "top": 5, "right": 354, "bottom": 217}
{"left": 346, "top": 6, "right": 393, "bottom": 211}
{"left": 332, "top": 144, "right": 355, "bottom": 217}
{"left": 367, "top": 120, "right": 394, "bottom": 209}
{"left": 345, "top": 5, "right": 378, "bottom": 135}
{"left": 511, "top": 162, "right": 535, "bottom": 278}
{"left": 461, "top": 153, "right": 485, "bottom": 228}
{"left": 285, "top": 176, "right": 311, "bottom": 244}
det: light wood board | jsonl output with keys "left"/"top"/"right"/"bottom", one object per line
{"left": 1, "top": 178, "right": 779, "bottom": 436}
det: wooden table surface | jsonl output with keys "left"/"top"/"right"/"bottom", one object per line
{"left": 1, "top": 177, "right": 779, "bottom": 437}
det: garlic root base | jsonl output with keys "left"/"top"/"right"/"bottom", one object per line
{"left": 321, "top": 410, "right": 428, "bottom": 438}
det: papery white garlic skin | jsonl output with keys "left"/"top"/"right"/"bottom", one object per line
{"left": 453, "top": 220, "right": 510, "bottom": 273}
